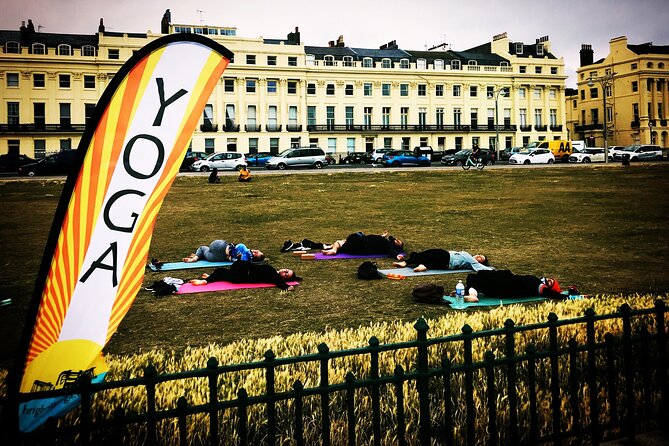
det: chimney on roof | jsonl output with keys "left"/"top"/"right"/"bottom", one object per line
{"left": 287, "top": 26, "right": 300, "bottom": 45}
{"left": 336, "top": 35, "right": 345, "bottom": 47}
{"left": 329, "top": 40, "right": 335, "bottom": 47}
{"left": 579, "top": 44, "right": 594, "bottom": 67}
{"left": 161, "top": 9, "right": 171, "bottom": 34}
{"left": 98, "top": 18, "right": 105, "bottom": 33}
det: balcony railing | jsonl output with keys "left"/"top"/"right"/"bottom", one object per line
{"left": 549, "top": 125, "right": 563, "bottom": 131}
{"left": 0, "top": 123, "right": 87, "bottom": 133}
{"left": 245, "top": 124, "right": 261, "bottom": 132}
{"left": 520, "top": 125, "right": 532, "bottom": 132}
{"left": 575, "top": 123, "right": 603, "bottom": 132}
{"left": 305, "top": 124, "right": 517, "bottom": 133}
{"left": 534, "top": 125, "right": 547, "bottom": 132}
{"left": 224, "top": 124, "right": 240, "bottom": 132}
{"left": 286, "top": 124, "right": 302, "bottom": 132}
{"left": 265, "top": 125, "right": 282, "bottom": 132}
{"left": 199, "top": 123, "right": 218, "bottom": 132}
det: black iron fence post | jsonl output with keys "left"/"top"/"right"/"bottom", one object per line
{"left": 604, "top": 333, "right": 619, "bottom": 428}
{"left": 484, "top": 351, "right": 498, "bottom": 446}
{"left": 655, "top": 300, "right": 667, "bottom": 424}
{"left": 394, "top": 365, "right": 407, "bottom": 446}
{"left": 568, "top": 338, "right": 581, "bottom": 435}
{"left": 586, "top": 308, "right": 601, "bottom": 445}
{"left": 504, "top": 318, "right": 518, "bottom": 445}
{"left": 548, "top": 312, "right": 562, "bottom": 445}
{"left": 441, "top": 357, "right": 454, "bottom": 446}
{"left": 318, "top": 342, "right": 331, "bottom": 446}
{"left": 526, "top": 344, "right": 539, "bottom": 441}
{"left": 177, "top": 396, "right": 188, "bottom": 446}
{"left": 621, "top": 304, "right": 635, "bottom": 441}
{"left": 369, "top": 336, "right": 381, "bottom": 446}
{"left": 206, "top": 357, "right": 219, "bottom": 445}
{"left": 238, "top": 388, "right": 248, "bottom": 446}
{"left": 292, "top": 380, "right": 304, "bottom": 446}
{"left": 144, "top": 364, "right": 157, "bottom": 446}
{"left": 264, "top": 350, "right": 277, "bottom": 446}
{"left": 414, "top": 318, "right": 431, "bottom": 445}
{"left": 345, "top": 372, "right": 356, "bottom": 445}
{"left": 462, "top": 324, "right": 475, "bottom": 446}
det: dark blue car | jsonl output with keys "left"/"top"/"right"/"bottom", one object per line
{"left": 381, "top": 150, "right": 431, "bottom": 167}
{"left": 246, "top": 152, "right": 273, "bottom": 167}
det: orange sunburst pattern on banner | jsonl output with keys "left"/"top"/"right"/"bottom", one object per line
{"left": 24, "top": 46, "right": 229, "bottom": 365}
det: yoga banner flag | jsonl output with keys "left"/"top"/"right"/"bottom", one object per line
{"left": 13, "top": 34, "right": 233, "bottom": 432}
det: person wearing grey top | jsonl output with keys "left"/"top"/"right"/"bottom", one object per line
{"left": 392, "top": 248, "right": 492, "bottom": 272}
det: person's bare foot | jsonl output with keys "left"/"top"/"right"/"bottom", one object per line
{"left": 183, "top": 254, "right": 198, "bottom": 263}
{"left": 189, "top": 279, "right": 207, "bottom": 286}
{"left": 413, "top": 264, "right": 427, "bottom": 272}
{"left": 201, "top": 273, "right": 209, "bottom": 279}
{"left": 321, "top": 249, "right": 336, "bottom": 255}
{"left": 393, "top": 261, "right": 407, "bottom": 268}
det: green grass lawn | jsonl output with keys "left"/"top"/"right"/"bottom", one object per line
{"left": 0, "top": 164, "right": 668, "bottom": 367}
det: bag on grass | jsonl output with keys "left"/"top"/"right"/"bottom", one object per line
{"left": 357, "top": 261, "right": 382, "bottom": 280}
{"left": 412, "top": 283, "right": 445, "bottom": 304}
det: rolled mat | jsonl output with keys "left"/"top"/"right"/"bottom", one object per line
{"left": 379, "top": 267, "right": 471, "bottom": 277}
{"left": 176, "top": 281, "right": 300, "bottom": 294}
{"left": 148, "top": 260, "right": 233, "bottom": 272}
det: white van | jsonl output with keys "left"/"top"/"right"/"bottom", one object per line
{"left": 571, "top": 141, "right": 586, "bottom": 153}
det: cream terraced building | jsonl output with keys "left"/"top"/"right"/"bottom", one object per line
{"left": 1, "top": 17, "right": 567, "bottom": 159}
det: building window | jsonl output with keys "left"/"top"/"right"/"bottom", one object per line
{"left": 549, "top": 88, "right": 556, "bottom": 99}
{"left": 535, "top": 66, "right": 542, "bottom": 74}
{"left": 468, "top": 60, "right": 477, "bottom": 66}
{"left": 246, "top": 79, "right": 256, "bottom": 93}
{"left": 34, "top": 103, "right": 45, "bottom": 128}
{"left": 307, "top": 106, "right": 316, "bottom": 127}
{"left": 519, "top": 88, "right": 526, "bottom": 98}
{"left": 203, "top": 104, "right": 214, "bottom": 127}
{"left": 434, "top": 59, "right": 444, "bottom": 70}
{"left": 401, "top": 137, "right": 410, "bottom": 150}
{"left": 515, "top": 43, "right": 523, "bottom": 54}
{"left": 383, "top": 137, "right": 392, "bottom": 148}
{"left": 453, "top": 85, "right": 461, "bottom": 97}
{"left": 6, "top": 73, "right": 19, "bottom": 87}
{"left": 270, "top": 138, "right": 279, "bottom": 154}
{"left": 82, "top": 45, "right": 96, "bottom": 57}
{"left": 246, "top": 54, "right": 256, "bottom": 64}
{"left": 7, "top": 102, "right": 19, "bottom": 126}
{"left": 267, "top": 55, "right": 276, "bottom": 66}
{"left": 534, "top": 109, "right": 543, "bottom": 126}
{"left": 381, "top": 58, "right": 392, "bottom": 68}
{"left": 400, "top": 107, "right": 409, "bottom": 128}
{"left": 326, "top": 83, "right": 335, "bottom": 95}
{"left": 470, "top": 109, "right": 478, "bottom": 128}
{"left": 436, "top": 108, "right": 444, "bottom": 127}
{"left": 363, "top": 58, "right": 373, "bottom": 68}
{"left": 289, "top": 106, "right": 298, "bottom": 126}
{"left": 632, "top": 81, "right": 638, "bottom": 92}
{"left": 581, "top": 110, "right": 586, "bottom": 124}
{"left": 85, "top": 103, "right": 96, "bottom": 125}
{"left": 534, "top": 88, "right": 541, "bottom": 99}
{"left": 454, "top": 108, "right": 462, "bottom": 127}
{"left": 470, "top": 85, "right": 477, "bottom": 97}
{"left": 417, "top": 58, "right": 427, "bottom": 69}
{"left": 590, "top": 88, "right": 598, "bottom": 99}
{"left": 504, "top": 108, "right": 511, "bottom": 127}
{"left": 382, "top": 83, "right": 391, "bottom": 96}
{"left": 363, "top": 83, "right": 372, "bottom": 96}
{"left": 632, "top": 103, "right": 639, "bottom": 121}
{"left": 400, "top": 83, "right": 409, "bottom": 96}
{"left": 31, "top": 43, "right": 45, "bottom": 55}
{"left": 400, "top": 58, "right": 409, "bottom": 69}
{"left": 267, "top": 80, "right": 277, "bottom": 93}
{"left": 345, "top": 106, "right": 354, "bottom": 127}
{"left": 306, "top": 54, "right": 315, "bottom": 66}
{"left": 343, "top": 56, "right": 353, "bottom": 67}
{"left": 84, "top": 75, "right": 95, "bottom": 89}
{"left": 224, "top": 78, "right": 235, "bottom": 92}
{"left": 34, "top": 140, "right": 46, "bottom": 158}
{"left": 328, "top": 138, "right": 337, "bottom": 152}
{"left": 519, "top": 109, "right": 527, "bottom": 126}
{"left": 551, "top": 67, "right": 558, "bottom": 75}
{"left": 288, "top": 56, "right": 297, "bottom": 66}
{"left": 631, "top": 63, "right": 637, "bottom": 70}
{"left": 580, "top": 90, "right": 585, "bottom": 100}
{"left": 436, "top": 84, "right": 444, "bottom": 96}
{"left": 205, "top": 138, "right": 215, "bottom": 153}
{"left": 363, "top": 107, "right": 372, "bottom": 127}
{"left": 487, "top": 108, "right": 495, "bottom": 128}
{"left": 307, "top": 83, "right": 316, "bottom": 95}
{"left": 5, "top": 41, "right": 20, "bottom": 53}
{"left": 347, "top": 138, "right": 356, "bottom": 151}
{"left": 58, "top": 44, "right": 72, "bottom": 56}
{"left": 418, "top": 84, "right": 427, "bottom": 96}
{"left": 59, "top": 74, "right": 71, "bottom": 88}
{"left": 225, "top": 104, "right": 236, "bottom": 126}
{"left": 487, "top": 86, "right": 494, "bottom": 98}
{"left": 59, "top": 103, "right": 71, "bottom": 127}
{"left": 60, "top": 139, "right": 72, "bottom": 151}
{"left": 382, "top": 107, "right": 391, "bottom": 126}
{"left": 287, "top": 80, "right": 297, "bottom": 94}
{"left": 327, "top": 106, "right": 336, "bottom": 129}
{"left": 418, "top": 108, "right": 427, "bottom": 126}
{"left": 247, "top": 105, "right": 257, "bottom": 127}
{"left": 519, "top": 66, "right": 527, "bottom": 74}
{"left": 248, "top": 138, "right": 258, "bottom": 154}
{"left": 550, "top": 109, "right": 557, "bottom": 127}
{"left": 451, "top": 60, "right": 461, "bottom": 70}
{"left": 324, "top": 55, "right": 335, "bottom": 66}
{"left": 108, "top": 49, "right": 119, "bottom": 59}
{"left": 345, "top": 84, "right": 353, "bottom": 96}
{"left": 537, "top": 44, "right": 544, "bottom": 56}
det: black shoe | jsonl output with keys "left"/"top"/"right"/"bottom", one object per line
{"left": 281, "top": 240, "right": 293, "bottom": 252}
{"left": 302, "top": 239, "right": 324, "bottom": 249}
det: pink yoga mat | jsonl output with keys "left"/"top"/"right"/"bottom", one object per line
{"left": 176, "top": 281, "right": 299, "bottom": 294}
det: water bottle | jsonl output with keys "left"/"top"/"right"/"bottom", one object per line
{"left": 455, "top": 280, "right": 465, "bottom": 305}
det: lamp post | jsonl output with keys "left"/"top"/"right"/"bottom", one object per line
{"left": 587, "top": 72, "right": 615, "bottom": 163}
{"left": 490, "top": 87, "right": 509, "bottom": 161}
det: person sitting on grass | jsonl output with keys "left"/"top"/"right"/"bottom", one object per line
{"left": 208, "top": 168, "right": 221, "bottom": 184}
{"left": 190, "top": 260, "right": 300, "bottom": 291}
{"left": 321, "top": 231, "right": 404, "bottom": 257}
{"left": 464, "top": 269, "right": 563, "bottom": 301}
{"left": 392, "top": 248, "right": 492, "bottom": 272}
{"left": 183, "top": 240, "right": 265, "bottom": 263}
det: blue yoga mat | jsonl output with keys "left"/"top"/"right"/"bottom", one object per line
{"left": 379, "top": 267, "right": 471, "bottom": 277}
{"left": 148, "top": 260, "right": 233, "bottom": 272}
{"left": 443, "top": 295, "right": 546, "bottom": 309}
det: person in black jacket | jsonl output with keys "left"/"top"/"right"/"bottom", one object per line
{"left": 321, "top": 231, "right": 404, "bottom": 258}
{"left": 190, "top": 260, "right": 299, "bottom": 291}
{"left": 465, "top": 269, "right": 563, "bottom": 299}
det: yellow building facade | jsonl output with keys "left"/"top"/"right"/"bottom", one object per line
{"left": 1, "top": 16, "right": 567, "bottom": 159}
{"left": 571, "top": 36, "right": 669, "bottom": 148}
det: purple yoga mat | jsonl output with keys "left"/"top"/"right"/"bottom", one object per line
{"left": 176, "top": 281, "right": 300, "bottom": 294}
{"left": 310, "top": 252, "right": 402, "bottom": 260}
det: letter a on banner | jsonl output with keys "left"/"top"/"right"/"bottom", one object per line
{"left": 10, "top": 33, "right": 233, "bottom": 432}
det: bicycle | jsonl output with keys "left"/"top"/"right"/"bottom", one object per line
{"left": 462, "top": 155, "right": 484, "bottom": 170}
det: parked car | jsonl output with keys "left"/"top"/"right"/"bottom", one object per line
{"left": 246, "top": 152, "right": 273, "bottom": 167}
{"left": 613, "top": 144, "right": 663, "bottom": 162}
{"left": 500, "top": 147, "right": 525, "bottom": 161}
{"left": 191, "top": 152, "right": 247, "bottom": 171}
{"left": 265, "top": 147, "right": 327, "bottom": 170}
{"left": 18, "top": 150, "right": 78, "bottom": 176}
{"left": 508, "top": 148, "right": 555, "bottom": 165}
{"left": 606, "top": 146, "right": 625, "bottom": 161}
{"left": 430, "top": 149, "right": 457, "bottom": 163}
{"left": 381, "top": 150, "right": 431, "bottom": 167}
{"left": 180, "top": 151, "right": 208, "bottom": 171}
{"left": 0, "top": 153, "right": 35, "bottom": 172}
{"left": 441, "top": 149, "right": 496, "bottom": 166}
{"left": 569, "top": 148, "right": 606, "bottom": 163}
{"left": 370, "top": 148, "right": 394, "bottom": 163}
{"left": 341, "top": 152, "right": 368, "bottom": 164}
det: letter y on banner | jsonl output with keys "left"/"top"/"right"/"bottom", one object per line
{"left": 12, "top": 33, "right": 232, "bottom": 432}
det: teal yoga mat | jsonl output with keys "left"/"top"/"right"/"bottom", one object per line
{"left": 379, "top": 267, "right": 471, "bottom": 277}
{"left": 148, "top": 260, "right": 233, "bottom": 272}
{"left": 443, "top": 295, "right": 546, "bottom": 309}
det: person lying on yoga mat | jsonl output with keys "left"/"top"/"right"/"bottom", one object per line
{"left": 189, "top": 260, "right": 300, "bottom": 291}
{"left": 464, "top": 269, "right": 563, "bottom": 300}
{"left": 321, "top": 231, "right": 404, "bottom": 257}
{"left": 183, "top": 240, "right": 265, "bottom": 263}
{"left": 392, "top": 249, "right": 492, "bottom": 272}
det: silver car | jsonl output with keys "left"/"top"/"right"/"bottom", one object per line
{"left": 265, "top": 147, "right": 327, "bottom": 170}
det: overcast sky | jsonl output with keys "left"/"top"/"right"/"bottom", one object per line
{"left": 3, "top": 0, "right": 668, "bottom": 88}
